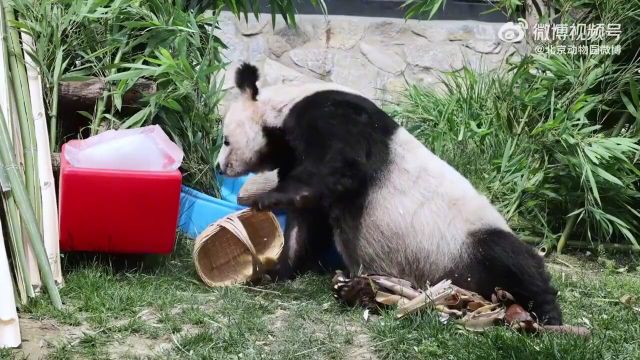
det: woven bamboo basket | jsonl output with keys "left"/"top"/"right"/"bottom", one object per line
{"left": 193, "top": 208, "right": 284, "bottom": 287}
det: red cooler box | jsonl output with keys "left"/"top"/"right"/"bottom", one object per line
{"left": 59, "top": 141, "right": 182, "bottom": 254}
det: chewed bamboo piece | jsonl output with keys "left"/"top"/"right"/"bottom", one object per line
{"left": 331, "top": 271, "right": 591, "bottom": 337}
{"left": 22, "top": 32, "right": 63, "bottom": 286}
{"left": 0, "top": 218, "right": 21, "bottom": 348}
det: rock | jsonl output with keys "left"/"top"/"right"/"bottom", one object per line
{"left": 330, "top": 52, "right": 380, "bottom": 99}
{"left": 307, "top": 19, "right": 331, "bottom": 44}
{"left": 404, "top": 42, "right": 465, "bottom": 72}
{"left": 473, "top": 24, "right": 498, "bottom": 41}
{"left": 506, "top": 51, "right": 523, "bottom": 65}
{"left": 235, "top": 16, "right": 269, "bottom": 36}
{"left": 289, "top": 48, "right": 333, "bottom": 76}
{"left": 466, "top": 53, "right": 504, "bottom": 73}
{"left": 404, "top": 67, "right": 443, "bottom": 88}
{"left": 448, "top": 24, "right": 474, "bottom": 41}
{"left": 328, "top": 20, "right": 365, "bottom": 49}
{"left": 379, "top": 77, "right": 407, "bottom": 103}
{"left": 220, "top": 34, "right": 269, "bottom": 63}
{"left": 274, "top": 25, "right": 311, "bottom": 49}
{"left": 359, "top": 42, "right": 406, "bottom": 75}
{"left": 245, "top": 36, "right": 269, "bottom": 61}
{"left": 267, "top": 35, "right": 291, "bottom": 57}
{"left": 262, "top": 58, "right": 320, "bottom": 85}
{"left": 409, "top": 22, "right": 448, "bottom": 42}
{"left": 465, "top": 39, "right": 502, "bottom": 54}
{"left": 366, "top": 20, "right": 408, "bottom": 39}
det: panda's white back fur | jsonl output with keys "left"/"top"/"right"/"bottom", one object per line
{"left": 336, "top": 127, "right": 511, "bottom": 285}
{"left": 258, "top": 82, "right": 361, "bottom": 128}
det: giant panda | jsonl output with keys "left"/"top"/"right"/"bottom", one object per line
{"left": 215, "top": 63, "right": 563, "bottom": 325}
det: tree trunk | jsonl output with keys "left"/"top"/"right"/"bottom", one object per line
{"left": 58, "top": 78, "right": 156, "bottom": 108}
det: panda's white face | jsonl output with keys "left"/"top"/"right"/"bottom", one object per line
{"left": 215, "top": 98, "right": 266, "bottom": 177}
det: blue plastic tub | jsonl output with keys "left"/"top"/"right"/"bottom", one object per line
{"left": 218, "top": 173, "right": 251, "bottom": 204}
{"left": 178, "top": 174, "right": 343, "bottom": 270}
{"left": 177, "top": 174, "right": 287, "bottom": 239}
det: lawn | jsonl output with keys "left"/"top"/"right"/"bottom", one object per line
{"left": 3, "top": 235, "right": 639, "bottom": 360}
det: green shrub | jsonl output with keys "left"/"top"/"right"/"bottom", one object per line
{"left": 398, "top": 57, "right": 639, "bottom": 249}
{"left": 400, "top": 0, "right": 640, "bottom": 250}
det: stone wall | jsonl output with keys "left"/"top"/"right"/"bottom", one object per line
{"left": 216, "top": 12, "right": 525, "bottom": 107}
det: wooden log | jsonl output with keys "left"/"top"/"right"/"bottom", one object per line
{"left": 58, "top": 77, "right": 156, "bottom": 108}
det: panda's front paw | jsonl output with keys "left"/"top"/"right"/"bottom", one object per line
{"left": 249, "top": 192, "right": 288, "bottom": 211}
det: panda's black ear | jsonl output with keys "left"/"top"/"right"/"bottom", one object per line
{"left": 235, "top": 62, "right": 259, "bottom": 101}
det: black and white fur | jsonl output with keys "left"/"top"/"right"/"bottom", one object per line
{"left": 216, "top": 63, "right": 562, "bottom": 325}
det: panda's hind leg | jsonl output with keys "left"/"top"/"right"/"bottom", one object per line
{"left": 444, "top": 228, "right": 563, "bottom": 325}
{"left": 266, "top": 207, "right": 338, "bottom": 281}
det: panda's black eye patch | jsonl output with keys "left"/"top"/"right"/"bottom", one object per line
{"left": 223, "top": 136, "right": 230, "bottom": 146}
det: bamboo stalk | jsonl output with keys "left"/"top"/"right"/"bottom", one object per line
{"left": 0, "top": 3, "right": 31, "bottom": 302}
{"left": 8, "top": 82, "right": 42, "bottom": 292}
{"left": 2, "top": 3, "right": 41, "bottom": 229}
{"left": 92, "top": 46, "right": 124, "bottom": 135}
{"left": 556, "top": 112, "right": 631, "bottom": 255}
{"left": 13, "top": 87, "right": 42, "bottom": 293}
{"left": 49, "top": 69, "right": 59, "bottom": 152}
{"left": 2, "top": 2, "right": 43, "bottom": 293}
{"left": 557, "top": 212, "right": 579, "bottom": 254}
{"left": 612, "top": 113, "right": 630, "bottom": 137}
{"left": 0, "top": 223, "right": 21, "bottom": 348}
{"left": 22, "top": 33, "right": 63, "bottom": 286}
{"left": 0, "top": 109, "right": 62, "bottom": 309}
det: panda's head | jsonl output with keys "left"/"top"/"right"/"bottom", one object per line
{"left": 215, "top": 63, "right": 269, "bottom": 177}
{"left": 215, "top": 62, "right": 360, "bottom": 177}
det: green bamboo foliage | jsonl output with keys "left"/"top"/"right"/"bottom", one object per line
{"left": 0, "top": 108, "right": 61, "bottom": 309}
{"left": 1, "top": 2, "right": 41, "bottom": 230}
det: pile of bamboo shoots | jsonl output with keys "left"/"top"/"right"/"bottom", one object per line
{"left": 331, "top": 271, "right": 591, "bottom": 337}
{"left": 1, "top": 4, "right": 63, "bottom": 349}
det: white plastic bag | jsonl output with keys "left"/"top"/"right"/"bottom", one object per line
{"left": 64, "top": 125, "right": 184, "bottom": 171}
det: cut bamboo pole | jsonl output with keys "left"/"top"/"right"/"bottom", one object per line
{"left": 0, "top": 222, "right": 21, "bottom": 348}
{"left": 0, "top": 108, "right": 62, "bottom": 309}
{"left": 1, "top": 2, "right": 42, "bottom": 233}
{"left": 22, "top": 33, "right": 63, "bottom": 286}
{"left": 9, "top": 86, "right": 42, "bottom": 293}
{"left": 0, "top": 3, "right": 31, "bottom": 302}
{"left": 1, "top": 3, "right": 43, "bottom": 292}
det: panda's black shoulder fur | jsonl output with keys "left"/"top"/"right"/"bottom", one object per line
{"left": 262, "top": 89, "right": 399, "bottom": 206}
{"left": 235, "top": 62, "right": 259, "bottom": 100}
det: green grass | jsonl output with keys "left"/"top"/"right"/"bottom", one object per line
{"left": 7, "top": 235, "right": 640, "bottom": 359}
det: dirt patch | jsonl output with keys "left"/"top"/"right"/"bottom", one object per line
{"left": 345, "top": 323, "right": 380, "bottom": 360}
{"left": 15, "top": 316, "right": 90, "bottom": 359}
{"left": 15, "top": 310, "right": 208, "bottom": 359}
{"left": 346, "top": 333, "right": 379, "bottom": 360}
{"left": 107, "top": 334, "right": 172, "bottom": 359}
{"left": 266, "top": 308, "right": 289, "bottom": 330}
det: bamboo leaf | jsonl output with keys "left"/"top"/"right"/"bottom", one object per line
{"left": 120, "top": 106, "right": 151, "bottom": 129}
